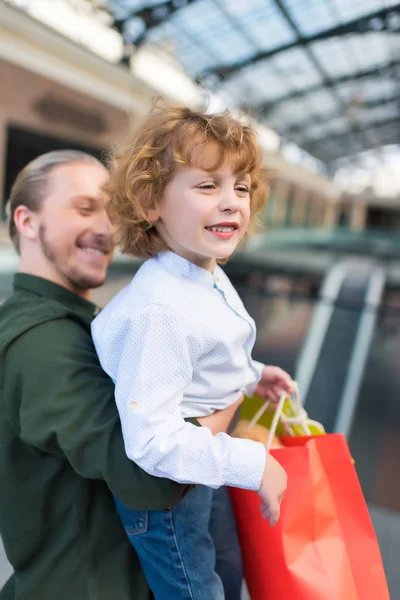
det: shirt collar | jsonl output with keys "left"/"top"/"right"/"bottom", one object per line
{"left": 13, "top": 273, "right": 100, "bottom": 320}
{"left": 156, "top": 251, "right": 216, "bottom": 287}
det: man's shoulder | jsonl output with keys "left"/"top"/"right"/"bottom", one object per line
{"left": 0, "top": 290, "right": 87, "bottom": 355}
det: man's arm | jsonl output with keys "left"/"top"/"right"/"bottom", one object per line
{"left": 3, "top": 318, "right": 194, "bottom": 510}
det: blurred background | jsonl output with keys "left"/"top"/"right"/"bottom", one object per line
{"left": 0, "top": 0, "right": 399, "bottom": 596}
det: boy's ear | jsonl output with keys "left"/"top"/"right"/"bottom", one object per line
{"left": 146, "top": 207, "right": 160, "bottom": 223}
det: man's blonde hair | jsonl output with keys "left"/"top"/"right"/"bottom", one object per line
{"left": 104, "top": 101, "right": 269, "bottom": 258}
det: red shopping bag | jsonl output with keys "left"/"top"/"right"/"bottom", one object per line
{"left": 229, "top": 434, "right": 390, "bottom": 600}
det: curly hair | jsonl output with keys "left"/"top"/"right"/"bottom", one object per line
{"left": 104, "top": 100, "right": 269, "bottom": 258}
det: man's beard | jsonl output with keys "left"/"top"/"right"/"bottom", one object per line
{"left": 38, "top": 224, "right": 57, "bottom": 263}
{"left": 38, "top": 224, "right": 107, "bottom": 292}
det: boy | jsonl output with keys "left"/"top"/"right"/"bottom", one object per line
{"left": 92, "top": 103, "right": 293, "bottom": 599}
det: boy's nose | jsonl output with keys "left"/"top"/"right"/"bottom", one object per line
{"left": 220, "top": 191, "right": 240, "bottom": 213}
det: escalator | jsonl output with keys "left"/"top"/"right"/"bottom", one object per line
{"left": 229, "top": 257, "right": 399, "bottom": 596}
{"left": 295, "top": 261, "right": 385, "bottom": 435}
{"left": 294, "top": 261, "right": 400, "bottom": 597}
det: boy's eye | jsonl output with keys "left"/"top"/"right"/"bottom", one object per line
{"left": 198, "top": 184, "right": 216, "bottom": 190}
{"left": 236, "top": 186, "right": 249, "bottom": 193}
{"left": 78, "top": 206, "right": 92, "bottom": 214}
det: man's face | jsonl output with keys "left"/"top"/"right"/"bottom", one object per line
{"left": 34, "top": 162, "right": 115, "bottom": 295}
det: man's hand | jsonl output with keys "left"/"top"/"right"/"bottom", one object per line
{"left": 255, "top": 365, "right": 294, "bottom": 404}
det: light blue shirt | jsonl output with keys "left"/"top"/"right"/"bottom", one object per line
{"left": 92, "top": 251, "right": 267, "bottom": 491}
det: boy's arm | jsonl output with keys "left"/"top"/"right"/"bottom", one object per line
{"left": 244, "top": 359, "right": 264, "bottom": 396}
{"left": 4, "top": 318, "right": 195, "bottom": 511}
{"left": 94, "top": 303, "right": 266, "bottom": 491}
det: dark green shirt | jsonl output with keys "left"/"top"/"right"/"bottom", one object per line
{"left": 0, "top": 274, "right": 193, "bottom": 599}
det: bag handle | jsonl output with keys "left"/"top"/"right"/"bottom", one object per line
{"left": 265, "top": 391, "right": 287, "bottom": 452}
{"left": 246, "top": 383, "right": 312, "bottom": 452}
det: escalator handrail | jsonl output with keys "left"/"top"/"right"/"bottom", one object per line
{"left": 295, "top": 261, "right": 350, "bottom": 403}
{"left": 334, "top": 267, "right": 386, "bottom": 437}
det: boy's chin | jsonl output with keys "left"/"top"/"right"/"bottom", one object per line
{"left": 216, "top": 247, "right": 238, "bottom": 260}
{"left": 216, "top": 251, "right": 235, "bottom": 263}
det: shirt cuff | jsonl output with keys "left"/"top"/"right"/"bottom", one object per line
{"left": 224, "top": 436, "right": 266, "bottom": 491}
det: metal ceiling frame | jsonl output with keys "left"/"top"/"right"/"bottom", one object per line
{"left": 257, "top": 61, "right": 400, "bottom": 117}
{"left": 113, "top": 0, "right": 199, "bottom": 46}
{"left": 107, "top": 0, "right": 400, "bottom": 165}
{"left": 277, "top": 96, "right": 400, "bottom": 137}
{"left": 204, "top": 6, "right": 399, "bottom": 79}
{"left": 260, "top": 0, "right": 371, "bottom": 157}
{"left": 302, "top": 115, "right": 400, "bottom": 158}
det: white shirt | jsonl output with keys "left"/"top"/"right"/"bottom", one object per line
{"left": 92, "top": 251, "right": 266, "bottom": 491}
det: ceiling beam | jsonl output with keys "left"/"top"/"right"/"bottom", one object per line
{"left": 269, "top": 0, "right": 374, "bottom": 160}
{"left": 256, "top": 60, "right": 399, "bottom": 117}
{"left": 314, "top": 131, "right": 400, "bottom": 164}
{"left": 275, "top": 96, "right": 399, "bottom": 138}
{"left": 301, "top": 115, "right": 400, "bottom": 158}
{"left": 205, "top": 6, "right": 399, "bottom": 79}
{"left": 112, "top": 0, "right": 200, "bottom": 46}
{"left": 207, "top": 7, "right": 400, "bottom": 79}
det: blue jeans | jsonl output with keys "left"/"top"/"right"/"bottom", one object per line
{"left": 209, "top": 487, "right": 243, "bottom": 600}
{"left": 115, "top": 486, "right": 242, "bottom": 600}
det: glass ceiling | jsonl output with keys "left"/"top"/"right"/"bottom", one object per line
{"left": 29, "top": 0, "right": 395, "bottom": 170}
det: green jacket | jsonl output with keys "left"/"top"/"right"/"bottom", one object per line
{"left": 0, "top": 274, "right": 194, "bottom": 599}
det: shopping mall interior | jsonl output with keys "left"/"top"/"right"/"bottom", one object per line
{"left": 0, "top": 0, "right": 399, "bottom": 598}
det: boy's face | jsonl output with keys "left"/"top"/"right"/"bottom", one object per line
{"left": 154, "top": 150, "right": 251, "bottom": 272}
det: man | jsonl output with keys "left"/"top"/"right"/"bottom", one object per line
{"left": 0, "top": 150, "right": 200, "bottom": 599}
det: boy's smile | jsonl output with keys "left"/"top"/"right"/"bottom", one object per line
{"left": 152, "top": 147, "right": 251, "bottom": 272}
{"left": 205, "top": 221, "right": 239, "bottom": 239}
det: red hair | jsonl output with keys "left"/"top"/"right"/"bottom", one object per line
{"left": 104, "top": 100, "right": 269, "bottom": 258}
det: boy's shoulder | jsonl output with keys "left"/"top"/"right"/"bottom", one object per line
{"left": 94, "top": 257, "right": 184, "bottom": 326}
{"left": 132, "top": 256, "right": 184, "bottom": 302}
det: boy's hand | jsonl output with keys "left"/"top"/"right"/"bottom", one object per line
{"left": 255, "top": 365, "right": 294, "bottom": 404}
{"left": 258, "top": 453, "right": 288, "bottom": 526}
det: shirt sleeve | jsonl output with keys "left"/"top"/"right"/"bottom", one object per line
{"left": 94, "top": 304, "right": 266, "bottom": 491}
{"left": 5, "top": 318, "right": 194, "bottom": 511}
{"left": 244, "top": 359, "right": 264, "bottom": 396}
